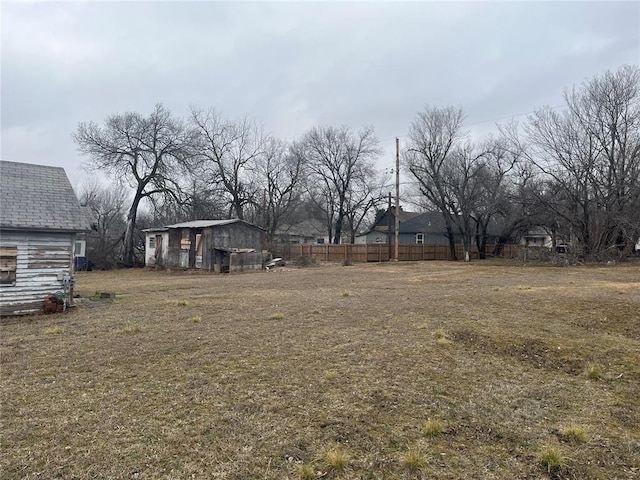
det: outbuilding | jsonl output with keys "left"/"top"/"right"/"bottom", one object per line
{"left": 0, "top": 161, "right": 91, "bottom": 315}
{"left": 143, "top": 219, "right": 265, "bottom": 273}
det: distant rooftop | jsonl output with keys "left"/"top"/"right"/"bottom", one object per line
{"left": 0, "top": 160, "right": 90, "bottom": 232}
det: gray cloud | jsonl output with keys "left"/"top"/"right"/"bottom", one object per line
{"left": 2, "top": 1, "right": 638, "bottom": 186}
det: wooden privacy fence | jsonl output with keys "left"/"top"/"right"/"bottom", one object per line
{"left": 271, "top": 243, "right": 521, "bottom": 263}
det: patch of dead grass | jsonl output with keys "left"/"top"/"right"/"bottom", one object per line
{"left": 1, "top": 262, "right": 638, "bottom": 479}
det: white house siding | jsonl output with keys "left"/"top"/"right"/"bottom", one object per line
{"left": 144, "top": 231, "right": 169, "bottom": 267}
{"left": 0, "top": 231, "right": 75, "bottom": 315}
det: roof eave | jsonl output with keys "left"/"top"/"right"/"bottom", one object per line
{"left": 0, "top": 225, "right": 92, "bottom": 234}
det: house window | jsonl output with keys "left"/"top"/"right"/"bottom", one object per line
{"left": 316, "top": 238, "right": 325, "bottom": 244}
{"left": 1, "top": 247, "right": 18, "bottom": 286}
{"left": 149, "top": 236, "right": 156, "bottom": 249}
{"left": 74, "top": 240, "right": 86, "bottom": 257}
{"left": 416, "top": 233, "right": 424, "bottom": 244}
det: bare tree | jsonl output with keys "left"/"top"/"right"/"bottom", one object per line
{"left": 444, "top": 143, "right": 490, "bottom": 261}
{"left": 297, "top": 125, "right": 381, "bottom": 244}
{"left": 405, "top": 106, "right": 466, "bottom": 259}
{"left": 470, "top": 137, "right": 518, "bottom": 258}
{"left": 74, "top": 104, "right": 193, "bottom": 265}
{"left": 343, "top": 171, "right": 389, "bottom": 243}
{"left": 518, "top": 65, "right": 640, "bottom": 259}
{"left": 78, "top": 180, "right": 128, "bottom": 269}
{"left": 147, "top": 175, "right": 228, "bottom": 225}
{"left": 406, "top": 107, "right": 524, "bottom": 261}
{"left": 254, "top": 138, "right": 305, "bottom": 248}
{"left": 190, "top": 108, "right": 266, "bottom": 220}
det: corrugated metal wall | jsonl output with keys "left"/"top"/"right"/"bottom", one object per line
{"left": 0, "top": 231, "right": 74, "bottom": 315}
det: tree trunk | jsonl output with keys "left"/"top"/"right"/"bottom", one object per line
{"left": 123, "top": 193, "right": 142, "bottom": 267}
{"left": 492, "top": 236, "right": 509, "bottom": 256}
{"left": 476, "top": 233, "right": 486, "bottom": 259}
{"left": 333, "top": 214, "right": 344, "bottom": 244}
{"left": 445, "top": 225, "right": 457, "bottom": 261}
{"left": 462, "top": 236, "right": 472, "bottom": 262}
{"left": 476, "top": 221, "right": 488, "bottom": 259}
{"left": 233, "top": 199, "right": 244, "bottom": 220}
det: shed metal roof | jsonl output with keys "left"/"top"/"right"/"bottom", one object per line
{"left": 143, "top": 218, "right": 263, "bottom": 232}
{"left": 0, "top": 161, "right": 91, "bottom": 232}
{"left": 166, "top": 219, "right": 243, "bottom": 229}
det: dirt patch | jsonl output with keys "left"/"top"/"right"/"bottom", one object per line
{"left": 451, "top": 329, "right": 585, "bottom": 374}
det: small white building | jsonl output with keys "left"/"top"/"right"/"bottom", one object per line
{"left": 519, "top": 226, "right": 554, "bottom": 248}
{"left": 0, "top": 161, "right": 91, "bottom": 315}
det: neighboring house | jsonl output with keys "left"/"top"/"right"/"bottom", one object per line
{"left": 519, "top": 226, "right": 569, "bottom": 250}
{"left": 519, "top": 226, "right": 553, "bottom": 248}
{"left": 143, "top": 219, "right": 265, "bottom": 272}
{"left": 356, "top": 208, "right": 452, "bottom": 245}
{"left": 0, "top": 161, "right": 91, "bottom": 315}
{"left": 274, "top": 218, "right": 336, "bottom": 245}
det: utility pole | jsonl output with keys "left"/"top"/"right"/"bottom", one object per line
{"left": 394, "top": 137, "right": 400, "bottom": 262}
{"left": 387, "top": 192, "right": 392, "bottom": 260}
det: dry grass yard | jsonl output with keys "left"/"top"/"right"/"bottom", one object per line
{"left": 1, "top": 261, "right": 639, "bottom": 479}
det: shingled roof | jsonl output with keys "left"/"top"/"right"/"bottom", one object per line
{"left": 0, "top": 160, "right": 90, "bottom": 232}
{"left": 399, "top": 211, "right": 449, "bottom": 234}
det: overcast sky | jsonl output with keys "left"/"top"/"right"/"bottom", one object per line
{"left": 2, "top": 1, "right": 639, "bottom": 190}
